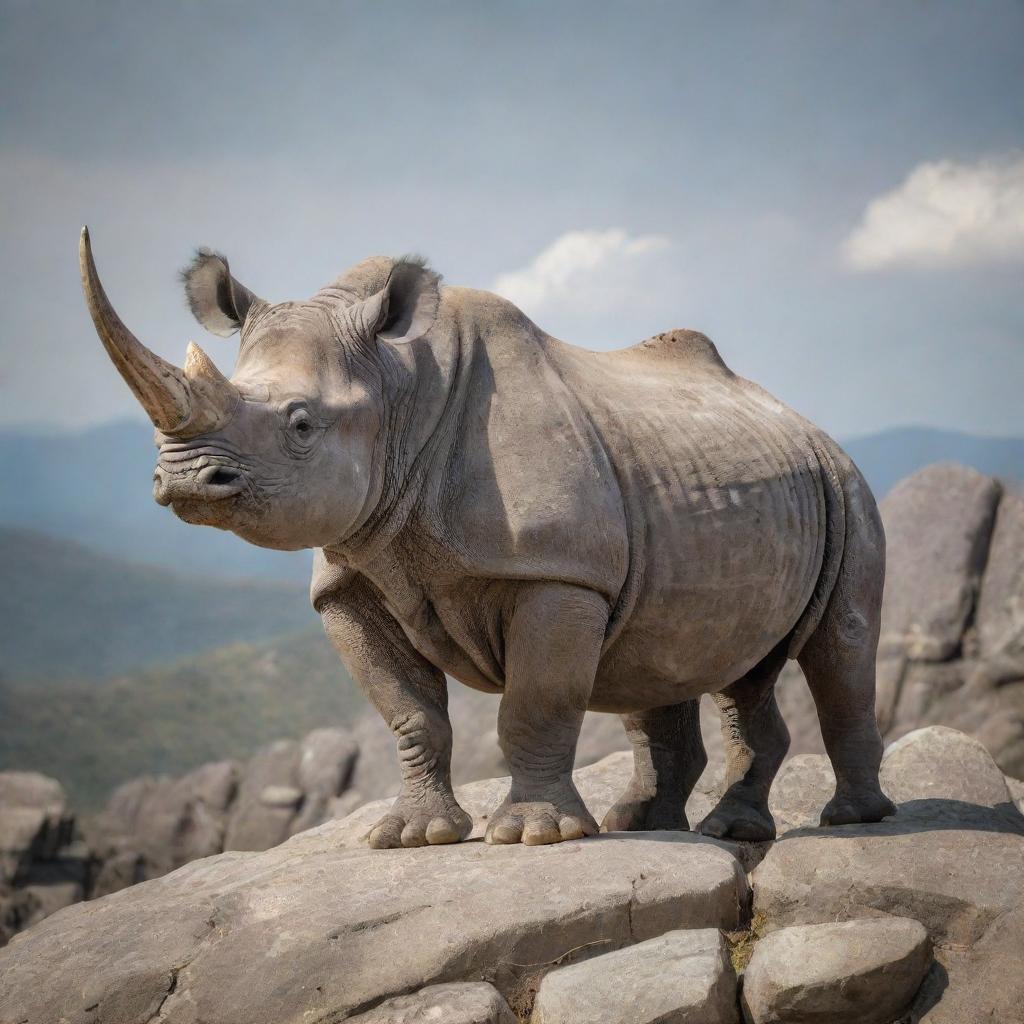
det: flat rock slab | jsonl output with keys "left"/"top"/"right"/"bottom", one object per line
{"left": 531, "top": 928, "right": 738, "bottom": 1024}
{"left": 349, "top": 982, "right": 516, "bottom": 1023}
{"left": 741, "top": 917, "right": 931, "bottom": 1024}
{"left": 0, "top": 827, "right": 747, "bottom": 1024}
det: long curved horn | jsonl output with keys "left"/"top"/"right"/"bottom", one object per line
{"left": 80, "top": 228, "right": 238, "bottom": 436}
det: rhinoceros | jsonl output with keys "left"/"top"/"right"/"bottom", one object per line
{"left": 80, "top": 227, "right": 895, "bottom": 848}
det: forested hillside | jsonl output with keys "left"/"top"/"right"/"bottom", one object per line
{"left": 0, "top": 527, "right": 314, "bottom": 683}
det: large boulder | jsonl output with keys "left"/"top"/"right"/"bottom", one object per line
{"left": 878, "top": 464, "right": 1001, "bottom": 664}
{"left": 0, "top": 755, "right": 748, "bottom": 1024}
{"left": 0, "top": 772, "right": 72, "bottom": 882}
{"left": 740, "top": 918, "right": 931, "bottom": 1024}
{"left": 86, "top": 726, "right": 359, "bottom": 897}
{"left": 290, "top": 727, "right": 358, "bottom": 835}
{"left": 87, "top": 760, "right": 241, "bottom": 881}
{"left": 765, "top": 754, "right": 835, "bottom": 834}
{"left": 976, "top": 489, "right": 1024, "bottom": 676}
{"left": 880, "top": 725, "right": 1015, "bottom": 809}
{"left": 0, "top": 772, "right": 84, "bottom": 947}
{"left": 531, "top": 928, "right": 738, "bottom": 1024}
{"left": 223, "top": 738, "right": 301, "bottom": 851}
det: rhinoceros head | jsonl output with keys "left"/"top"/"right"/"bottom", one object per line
{"left": 80, "top": 228, "right": 440, "bottom": 550}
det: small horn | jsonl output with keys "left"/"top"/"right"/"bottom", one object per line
{"left": 80, "top": 228, "right": 237, "bottom": 436}
{"left": 183, "top": 340, "right": 240, "bottom": 433}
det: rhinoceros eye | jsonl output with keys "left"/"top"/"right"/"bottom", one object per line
{"left": 288, "top": 408, "right": 313, "bottom": 436}
{"left": 283, "top": 406, "right": 318, "bottom": 455}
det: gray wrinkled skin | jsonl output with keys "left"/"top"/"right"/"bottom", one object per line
{"left": 81, "top": 229, "right": 896, "bottom": 848}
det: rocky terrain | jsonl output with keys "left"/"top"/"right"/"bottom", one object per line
{"left": 1, "top": 726, "right": 1022, "bottom": 1022}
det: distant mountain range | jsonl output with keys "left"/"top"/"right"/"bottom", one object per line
{"left": 0, "top": 527, "right": 314, "bottom": 684}
{"left": 842, "top": 427, "right": 1024, "bottom": 499}
{"left": 1, "top": 420, "right": 1021, "bottom": 583}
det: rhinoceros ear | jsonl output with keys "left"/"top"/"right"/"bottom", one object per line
{"left": 365, "top": 257, "right": 441, "bottom": 346}
{"left": 181, "top": 249, "right": 263, "bottom": 338}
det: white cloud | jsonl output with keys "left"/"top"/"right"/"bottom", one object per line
{"left": 492, "top": 229, "right": 671, "bottom": 314}
{"left": 842, "top": 154, "right": 1024, "bottom": 271}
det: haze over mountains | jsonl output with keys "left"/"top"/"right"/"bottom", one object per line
{"left": 0, "top": 418, "right": 1021, "bottom": 807}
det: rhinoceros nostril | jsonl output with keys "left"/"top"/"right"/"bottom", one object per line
{"left": 207, "top": 467, "right": 240, "bottom": 487}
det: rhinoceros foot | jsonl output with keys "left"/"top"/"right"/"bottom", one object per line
{"left": 600, "top": 786, "right": 690, "bottom": 833}
{"left": 483, "top": 782, "right": 599, "bottom": 846}
{"left": 366, "top": 790, "right": 473, "bottom": 849}
{"left": 818, "top": 786, "right": 896, "bottom": 827}
{"left": 699, "top": 790, "right": 777, "bottom": 842}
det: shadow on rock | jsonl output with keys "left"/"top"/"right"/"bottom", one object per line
{"left": 774, "top": 799, "right": 1024, "bottom": 841}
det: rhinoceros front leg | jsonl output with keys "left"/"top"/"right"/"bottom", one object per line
{"left": 318, "top": 587, "right": 472, "bottom": 849}
{"left": 485, "top": 582, "right": 608, "bottom": 846}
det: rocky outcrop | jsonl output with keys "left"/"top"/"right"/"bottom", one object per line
{"left": 878, "top": 463, "right": 1001, "bottom": 664}
{"left": 876, "top": 465, "right": 1024, "bottom": 777}
{"left": 0, "top": 702, "right": 632, "bottom": 946}
{"left": 1, "top": 729, "right": 1022, "bottom": 1023}
{"left": 82, "top": 726, "right": 358, "bottom": 899}
{"left": 0, "top": 772, "right": 88, "bottom": 946}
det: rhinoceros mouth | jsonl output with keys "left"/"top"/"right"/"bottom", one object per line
{"left": 153, "top": 445, "right": 249, "bottom": 508}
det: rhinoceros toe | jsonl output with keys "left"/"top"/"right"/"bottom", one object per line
{"left": 484, "top": 795, "right": 599, "bottom": 847}
{"left": 365, "top": 793, "right": 472, "bottom": 849}
{"left": 699, "top": 792, "right": 776, "bottom": 842}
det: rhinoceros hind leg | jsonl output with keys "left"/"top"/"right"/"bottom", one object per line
{"left": 798, "top": 472, "right": 896, "bottom": 828}
{"left": 698, "top": 641, "right": 790, "bottom": 842}
{"left": 601, "top": 701, "right": 706, "bottom": 832}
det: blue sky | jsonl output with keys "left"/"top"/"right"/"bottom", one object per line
{"left": 1, "top": 1, "right": 1022, "bottom": 437}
